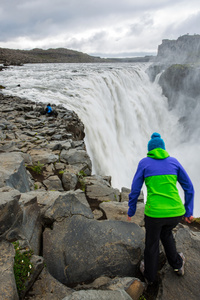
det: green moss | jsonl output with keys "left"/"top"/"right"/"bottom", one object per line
{"left": 171, "top": 64, "right": 191, "bottom": 70}
{"left": 13, "top": 241, "right": 33, "bottom": 293}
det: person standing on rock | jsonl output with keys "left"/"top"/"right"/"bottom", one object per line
{"left": 127, "top": 132, "right": 194, "bottom": 284}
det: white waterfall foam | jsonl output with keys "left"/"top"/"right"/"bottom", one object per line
{"left": 0, "top": 63, "right": 199, "bottom": 216}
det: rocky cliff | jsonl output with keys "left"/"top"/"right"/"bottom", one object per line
{"left": 147, "top": 34, "right": 200, "bottom": 81}
{"left": 147, "top": 35, "right": 200, "bottom": 142}
{"left": 156, "top": 34, "right": 200, "bottom": 64}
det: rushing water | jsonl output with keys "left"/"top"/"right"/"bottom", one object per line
{"left": 0, "top": 63, "right": 199, "bottom": 216}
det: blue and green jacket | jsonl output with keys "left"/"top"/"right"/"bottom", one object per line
{"left": 128, "top": 148, "right": 194, "bottom": 218}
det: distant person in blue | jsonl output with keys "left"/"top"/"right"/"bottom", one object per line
{"left": 127, "top": 132, "right": 194, "bottom": 285}
{"left": 46, "top": 103, "right": 53, "bottom": 115}
{"left": 45, "top": 103, "right": 58, "bottom": 117}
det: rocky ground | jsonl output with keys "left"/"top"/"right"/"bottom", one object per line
{"left": 0, "top": 92, "right": 200, "bottom": 300}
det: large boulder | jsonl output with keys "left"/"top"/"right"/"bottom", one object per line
{"left": 157, "top": 227, "right": 200, "bottom": 300}
{"left": 0, "top": 152, "right": 31, "bottom": 192}
{"left": 43, "top": 215, "right": 145, "bottom": 286}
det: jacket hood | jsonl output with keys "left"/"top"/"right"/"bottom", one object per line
{"left": 147, "top": 148, "right": 170, "bottom": 159}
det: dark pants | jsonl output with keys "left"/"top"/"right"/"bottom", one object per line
{"left": 144, "top": 215, "right": 183, "bottom": 282}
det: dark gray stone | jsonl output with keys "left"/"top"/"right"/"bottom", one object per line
{"left": 0, "top": 152, "right": 31, "bottom": 192}
{"left": 43, "top": 175, "right": 64, "bottom": 192}
{"left": 43, "top": 216, "right": 145, "bottom": 286}
{"left": 18, "top": 193, "right": 42, "bottom": 255}
{"left": 60, "top": 149, "right": 92, "bottom": 172}
{"left": 43, "top": 191, "right": 93, "bottom": 223}
{"left": 0, "top": 187, "right": 22, "bottom": 236}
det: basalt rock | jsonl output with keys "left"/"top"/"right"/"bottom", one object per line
{"left": 43, "top": 215, "right": 145, "bottom": 286}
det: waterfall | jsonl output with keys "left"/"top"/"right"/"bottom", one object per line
{"left": 59, "top": 64, "right": 180, "bottom": 188}
{"left": 0, "top": 63, "right": 198, "bottom": 216}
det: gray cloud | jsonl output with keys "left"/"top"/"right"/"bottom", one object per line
{"left": 0, "top": 0, "right": 200, "bottom": 56}
{"left": 163, "top": 10, "right": 200, "bottom": 38}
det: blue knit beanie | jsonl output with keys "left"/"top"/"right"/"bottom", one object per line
{"left": 148, "top": 132, "right": 165, "bottom": 151}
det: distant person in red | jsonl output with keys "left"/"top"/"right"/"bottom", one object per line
{"left": 127, "top": 132, "right": 194, "bottom": 284}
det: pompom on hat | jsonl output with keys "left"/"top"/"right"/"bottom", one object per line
{"left": 148, "top": 132, "right": 165, "bottom": 151}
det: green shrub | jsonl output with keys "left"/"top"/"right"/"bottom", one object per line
{"left": 13, "top": 241, "right": 33, "bottom": 293}
{"left": 30, "top": 161, "right": 44, "bottom": 174}
{"left": 34, "top": 184, "right": 38, "bottom": 190}
{"left": 139, "top": 296, "right": 146, "bottom": 300}
{"left": 77, "top": 170, "right": 87, "bottom": 192}
{"left": 78, "top": 170, "right": 87, "bottom": 177}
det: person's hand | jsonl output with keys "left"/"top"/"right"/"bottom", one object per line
{"left": 127, "top": 216, "right": 131, "bottom": 221}
{"left": 184, "top": 216, "right": 194, "bottom": 223}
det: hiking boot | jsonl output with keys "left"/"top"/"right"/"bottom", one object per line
{"left": 174, "top": 252, "right": 185, "bottom": 276}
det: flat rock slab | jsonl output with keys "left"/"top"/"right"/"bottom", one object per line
{"left": 62, "top": 289, "right": 132, "bottom": 300}
{"left": 100, "top": 201, "right": 145, "bottom": 226}
{"left": 28, "top": 149, "right": 59, "bottom": 165}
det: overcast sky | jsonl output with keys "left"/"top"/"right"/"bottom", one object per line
{"left": 0, "top": 0, "right": 200, "bottom": 57}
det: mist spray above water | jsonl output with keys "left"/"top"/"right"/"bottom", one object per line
{"left": 1, "top": 63, "right": 199, "bottom": 216}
